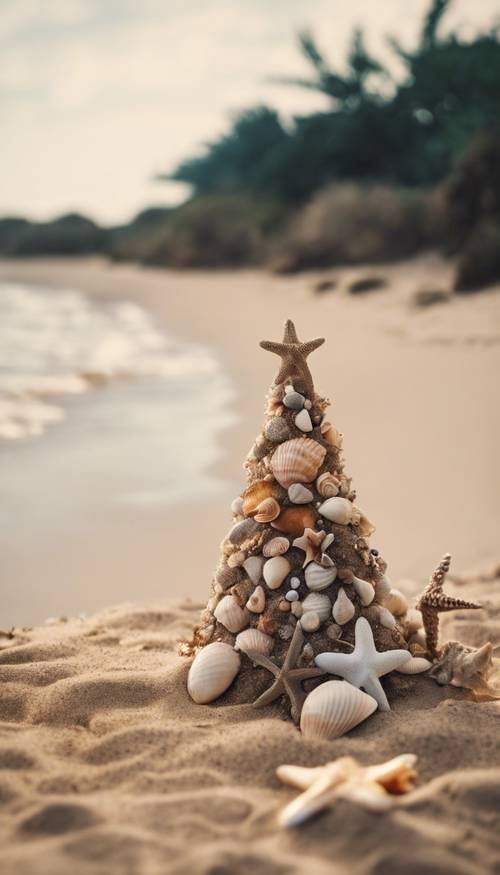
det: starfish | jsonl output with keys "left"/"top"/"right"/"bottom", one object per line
{"left": 260, "top": 319, "right": 325, "bottom": 400}
{"left": 314, "top": 617, "right": 409, "bottom": 711}
{"left": 248, "top": 622, "right": 325, "bottom": 724}
{"left": 416, "top": 553, "right": 482, "bottom": 658}
{"left": 292, "top": 528, "right": 326, "bottom": 567}
{"left": 277, "top": 754, "right": 418, "bottom": 827}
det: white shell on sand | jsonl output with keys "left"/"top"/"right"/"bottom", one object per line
{"left": 383, "top": 588, "right": 409, "bottom": 617}
{"left": 187, "top": 642, "right": 241, "bottom": 704}
{"left": 263, "top": 536, "right": 289, "bottom": 558}
{"left": 243, "top": 555, "right": 264, "bottom": 585}
{"left": 270, "top": 438, "right": 326, "bottom": 489}
{"left": 300, "top": 610, "right": 320, "bottom": 632}
{"left": 332, "top": 588, "right": 355, "bottom": 624}
{"left": 263, "top": 555, "right": 292, "bottom": 590}
{"left": 316, "top": 472, "right": 340, "bottom": 498}
{"left": 302, "top": 592, "right": 332, "bottom": 622}
{"left": 352, "top": 576, "right": 375, "bottom": 607}
{"left": 300, "top": 680, "right": 377, "bottom": 740}
{"left": 246, "top": 585, "right": 266, "bottom": 613}
{"left": 305, "top": 561, "right": 337, "bottom": 592}
{"left": 396, "top": 656, "right": 432, "bottom": 674}
{"left": 214, "top": 595, "right": 250, "bottom": 634}
{"left": 288, "top": 483, "right": 314, "bottom": 504}
{"left": 318, "top": 497, "right": 353, "bottom": 525}
{"left": 235, "top": 627, "right": 274, "bottom": 657}
{"left": 295, "top": 408, "right": 313, "bottom": 432}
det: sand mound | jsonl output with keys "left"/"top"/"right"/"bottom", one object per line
{"left": 0, "top": 573, "right": 499, "bottom": 875}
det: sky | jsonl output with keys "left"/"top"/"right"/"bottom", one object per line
{"left": 1, "top": 0, "right": 498, "bottom": 225}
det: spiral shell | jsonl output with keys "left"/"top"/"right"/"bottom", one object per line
{"left": 302, "top": 592, "right": 332, "bottom": 622}
{"left": 352, "top": 576, "right": 375, "bottom": 607}
{"left": 270, "top": 438, "right": 326, "bottom": 489}
{"left": 316, "top": 472, "right": 340, "bottom": 498}
{"left": 318, "top": 497, "right": 353, "bottom": 525}
{"left": 351, "top": 507, "right": 376, "bottom": 538}
{"left": 242, "top": 555, "right": 264, "bottom": 585}
{"left": 320, "top": 421, "right": 343, "bottom": 449}
{"left": 235, "top": 627, "right": 274, "bottom": 657}
{"left": 246, "top": 584, "right": 265, "bottom": 613}
{"left": 214, "top": 595, "right": 250, "bottom": 633}
{"left": 396, "top": 656, "right": 432, "bottom": 674}
{"left": 271, "top": 505, "right": 318, "bottom": 537}
{"left": 254, "top": 496, "right": 281, "bottom": 523}
{"left": 187, "top": 642, "right": 241, "bottom": 704}
{"left": 300, "top": 680, "right": 377, "bottom": 740}
{"left": 305, "top": 561, "right": 337, "bottom": 592}
{"left": 332, "top": 587, "right": 355, "bottom": 624}
{"left": 263, "top": 555, "right": 292, "bottom": 590}
{"left": 288, "top": 483, "right": 314, "bottom": 504}
{"left": 263, "top": 536, "right": 290, "bottom": 558}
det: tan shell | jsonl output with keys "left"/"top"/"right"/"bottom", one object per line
{"left": 351, "top": 507, "right": 376, "bottom": 538}
{"left": 242, "top": 479, "right": 276, "bottom": 516}
{"left": 254, "top": 496, "right": 280, "bottom": 523}
{"left": 396, "top": 656, "right": 432, "bottom": 674}
{"left": 305, "top": 561, "right": 337, "bottom": 592}
{"left": 214, "top": 595, "right": 250, "bottom": 633}
{"left": 316, "top": 472, "right": 340, "bottom": 498}
{"left": 383, "top": 588, "right": 409, "bottom": 617}
{"left": 271, "top": 505, "right": 318, "bottom": 537}
{"left": 270, "top": 437, "right": 326, "bottom": 489}
{"left": 300, "top": 610, "right": 320, "bottom": 632}
{"left": 320, "top": 421, "right": 343, "bottom": 449}
{"left": 288, "top": 483, "right": 314, "bottom": 504}
{"left": 187, "top": 642, "right": 241, "bottom": 704}
{"left": 235, "top": 627, "right": 274, "bottom": 657}
{"left": 294, "top": 408, "right": 313, "bottom": 432}
{"left": 246, "top": 584, "right": 265, "bottom": 613}
{"left": 300, "top": 680, "right": 377, "bottom": 740}
{"left": 263, "top": 536, "right": 289, "bottom": 558}
{"left": 332, "top": 588, "right": 355, "bottom": 624}
{"left": 374, "top": 574, "right": 392, "bottom": 602}
{"left": 242, "top": 555, "right": 264, "bottom": 585}
{"left": 318, "top": 496, "right": 353, "bottom": 525}
{"left": 302, "top": 592, "right": 332, "bottom": 622}
{"left": 352, "top": 576, "right": 375, "bottom": 607}
{"left": 263, "top": 555, "right": 292, "bottom": 590}
{"left": 377, "top": 605, "right": 397, "bottom": 629}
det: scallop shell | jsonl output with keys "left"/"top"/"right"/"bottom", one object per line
{"left": 300, "top": 610, "right": 320, "bottom": 632}
{"left": 187, "top": 642, "right": 241, "bottom": 704}
{"left": 271, "top": 505, "right": 318, "bottom": 537}
{"left": 214, "top": 595, "right": 250, "bottom": 633}
{"left": 288, "top": 483, "right": 314, "bottom": 504}
{"left": 264, "top": 417, "right": 290, "bottom": 443}
{"left": 263, "top": 555, "right": 292, "bottom": 590}
{"left": 332, "top": 588, "right": 355, "bottom": 624}
{"left": 316, "top": 472, "right": 340, "bottom": 498}
{"left": 302, "top": 592, "right": 332, "bottom": 622}
{"left": 270, "top": 438, "right": 326, "bottom": 489}
{"left": 305, "top": 561, "right": 337, "bottom": 592}
{"left": 300, "top": 680, "right": 377, "bottom": 740}
{"left": 396, "top": 656, "right": 432, "bottom": 674}
{"left": 242, "top": 479, "right": 276, "bottom": 516}
{"left": 235, "top": 627, "right": 274, "bottom": 657}
{"left": 243, "top": 555, "right": 264, "bottom": 585}
{"left": 254, "top": 496, "right": 281, "bottom": 523}
{"left": 263, "top": 536, "right": 289, "bottom": 558}
{"left": 295, "top": 409, "right": 313, "bottom": 432}
{"left": 246, "top": 584, "right": 265, "bottom": 613}
{"left": 383, "top": 588, "right": 409, "bottom": 617}
{"left": 352, "top": 576, "right": 375, "bottom": 607}
{"left": 318, "top": 497, "right": 353, "bottom": 525}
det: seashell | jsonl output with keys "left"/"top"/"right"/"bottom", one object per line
{"left": 235, "top": 627, "right": 274, "bottom": 657}
{"left": 374, "top": 574, "right": 392, "bottom": 602}
{"left": 254, "top": 496, "right": 280, "bottom": 523}
{"left": 231, "top": 496, "right": 244, "bottom": 516}
{"left": 320, "top": 421, "right": 343, "bottom": 449}
{"left": 295, "top": 409, "right": 313, "bottom": 432}
{"left": 271, "top": 505, "right": 318, "bottom": 537}
{"left": 187, "top": 642, "right": 241, "bottom": 704}
{"left": 352, "top": 576, "right": 375, "bottom": 607}
{"left": 300, "top": 680, "right": 377, "bottom": 740}
{"left": 396, "top": 656, "right": 432, "bottom": 674}
{"left": 215, "top": 563, "right": 238, "bottom": 590}
{"left": 263, "top": 555, "right": 292, "bottom": 590}
{"left": 263, "top": 536, "right": 289, "bottom": 558}
{"left": 383, "top": 588, "right": 409, "bottom": 617}
{"left": 327, "top": 622, "right": 342, "bottom": 641}
{"left": 300, "top": 610, "right": 320, "bottom": 632}
{"left": 332, "top": 588, "right": 355, "bottom": 624}
{"left": 405, "top": 609, "right": 423, "bottom": 635}
{"left": 320, "top": 552, "right": 335, "bottom": 568}
{"left": 283, "top": 391, "right": 305, "bottom": 411}
{"left": 305, "top": 561, "right": 337, "bottom": 592}
{"left": 377, "top": 606, "right": 396, "bottom": 629}
{"left": 288, "top": 483, "right": 314, "bottom": 504}
{"left": 291, "top": 601, "right": 303, "bottom": 618}
{"left": 228, "top": 518, "right": 260, "bottom": 545}
{"left": 242, "top": 479, "right": 276, "bottom": 517}
{"left": 214, "top": 595, "right": 250, "bottom": 633}
{"left": 246, "top": 584, "right": 265, "bottom": 613}
{"left": 316, "top": 472, "right": 340, "bottom": 498}
{"left": 243, "top": 555, "right": 264, "bottom": 585}
{"left": 321, "top": 532, "right": 334, "bottom": 551}
{"left": 351, "top": 508, "right": 376, "bottom": 538}
{"left": 264, "top": 417, "right": 290, "bottom": 443}
{"left": 319, "top": 496, "right": 353, "bottom": 525}
{"left": 227, "top": 551, "right": 246, "bottom": 568}
{"left": 302, "top": 592, "right": 332, "bottom": 622}
{"left": 270, "top": 438, "right": 326, "bottom": 489}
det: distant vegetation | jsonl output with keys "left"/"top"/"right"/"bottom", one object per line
{"left": 1, "top": 0, "right": 499, "bottom": 290}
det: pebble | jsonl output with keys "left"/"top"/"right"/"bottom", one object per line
{"left": 290, "top": 577, "right": 301, "bottom": 589}
{"left": 291, "top": 601, "right": 303, "bottom": 618}
{"left": 286, "top": 590, "right": 299, "bottom": 602}
{"left": 283, "top": 391, "right": 305, "bottom": 411}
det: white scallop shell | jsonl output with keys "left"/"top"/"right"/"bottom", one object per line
{"left": 270, "top": 438, "right": 326, "bottom": 489}
{"left": 187, "top": 642, "right": 241, "bottom": 704}
{"left": 383, "top": 588, "right": 409, "bottom": 617}
{"left": 288, "top": 483, "right": 314, "bottom": 504}
{"left": 305, "top": 561, "right": 337, "bottom": 592}
{"left": 352, "top": 576, "right": 375, "bottom": 607}
{"left": 300, "top": 610, "right": 320, "bottom": 632}
{"left": 246, "top": 584, "right": 265, "bottom": 613}
{"left": 332, "top": 587, "right": 355, "bottom": 624}
{"left": 235, "top": 627, "right": 274, "bottom": 657}
{"left": 243, "top": 555, "right": 264, "bottom": 585}
{"left": 302, "top": 592, "right": 332, "bottom": 622}
{"left": 263, "top": 555, "right": 292, "bottom": 590}
{"left": 263, "top": 537, "right": 290, "bottom": 558}
{"left": 214, "top": 595, "right": 250, "bottom": 633}
{"left": 318, "top": 496, "right": 353, "bottom": 525}
{"left": 396, "top": 656, "right": 432, "bottom": 674}
{"left": 300, "top": 680, "right": 377, "bottom": 740}
{"left": 295, "top": 408, "right": 313, "bottom": 432}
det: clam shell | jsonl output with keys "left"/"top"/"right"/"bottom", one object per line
{"left": 228, "top": 518, "right": 259, "bottom": 545}
{"left": 316, "top": 472, "right": 340, "bottom": 498}
{"left": 352, "top": 576, "right": 375, "bottom": 607}
{"left": 396, "top": 656, "right": 432, "bottom": 674}
{"left": 263, "top": 536, "right": 289, "bottom": 558}
{"left": 271, "top": 505, "right": 318, "bottom": 537}
{"left": 318, "top": 496, "right": 353, "bottom": 525}
{"left": 283, "top": 391, "right": 305, "bottom": 410}
{"left": 187, "top": 642, "right": 241, "bottom": 704}
{"left": 378, "top": 606, "right": 396, "bottom": 629}
{"left": 288, "top": 483, "right": 314, "bottom": 504}
{"left": 383, "top": 588, "right": 409, "bottom": 617}
{"left": 300, "top": 610, "right": 320, "bottom": 632}
{"left": 332, "top": 588, "right": 355, "bottom": 624}
{"left": 302, "top": 592, "right": 332, "bottom": 622}
{"left": 270, "top": 438, "right": 326, "bottom": 489}
{"left": 243, "top": 479, "right": 276, "bottom": 516}
{"left": 214, "top": 595, "right": 250, "bottom": 633}
{"left": 254, "top": 496, "right": 281, "bottom": 523}
{"left": 263, "top": 555, "right": 292, "bottom": 590}
{"left": 300, "top": 680, "right": 377, "bottom": 740}
{"left": 246, "top": 584, "right": 265, "bottom": 613}
{"left": 305, "top": 561, "right": 337, "bottom": 592}
{"left": 235, "top": 627, "right": 274, "bottom": 656}
{"left": 264, "top": 417, "right": 290, "bottom": 443}
{"left": 243, "top": 555, "right": 264, "bottom": 585}
{"left": 295, "top": 409, "right": 313, "bottom": 432}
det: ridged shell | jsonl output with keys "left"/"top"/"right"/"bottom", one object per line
{"left": 396, "top": 656, "right": 432, "bottom": 674}
{"left": 352, "top": 508, "right": 376, "bottom": 538}
{"left": 228, "top": 518, "right": 259, "bottom": 545}
{"left": 352, "top": 576, "right": 375, "bottom": 607}
{"left": 254, "top": 496, "right": 281, "bottom": 523}
{"left": 302, "top": 592, "right": 332, "bottom": 622}
{"left": 300, "top": 680, "right": 377, "bottom": 740}
{"left": 187, "top": 642, "right": 241, "bottom": 704}
{"left": 231, "top": 496, "right": 244, "bottom": 516}
{"left": 305, "top": 561, "right": 337, "bottom": 592}
{"left": 246, "top": 584, "right": 265, "bottom": 613}
{"left": 264, "top": 417, "right": 290, "bottom": 443}
{"left": 300, "top": 610, "right": 320, "bottom": 632}
{"left": 243, "top": 555, "right": 264, "bottom": 585}
{"left": 270, "top": 438, "right": 326, "bottom": 489}
{"left": 318, "top": 496, "right": 353, "bottom": 525}
{"left": 288, "top": 483, "right": 314, "bottom": 504}
{"left": 316, "top": 472, "right": 340, "bottom": 498}
{"left": 271, "top": 505, "right": 318, "bottom": 537}
{"left": 242, "top": 479, "right": 276, "bottom": 516}
{"left": 332, "top": 587, "right": 355, "bottom": 624}
{"left": 383, "top": 588, "right": 409, "bottom": 617}
{"left": 263, "top": 536, "right": 290, "bottom": 558}
{"left": 214, "top": 595, "right": 250, "bottom": 633}
{"left": 263, "top": 555, "right": 292, "bottom": 590}
{"left": 235, "top": 627, "right": 274, "bottom": 656}
{"left": 295, "top": 408, "right": 313, "bottom": 432}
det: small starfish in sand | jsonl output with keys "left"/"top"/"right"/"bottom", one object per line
{"left": 292, "top": 528, "right": 326, "bottom": 567}
{"left": 277, "top": 754, "right": 418, "bottom": 827}
{"left": 248, "top": 622, "right": 325, "bottom": 724}
{"left": 260, "top": 319, "right": 325, "bottom": 400}
{"left": 416, "top": 553, "right": 482, "bottom": 658}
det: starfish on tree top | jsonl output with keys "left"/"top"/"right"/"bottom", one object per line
{"left": 416, "top": 553, "right": 482, "bottom": 658}
{"left": 260, "top": 319, "right": 325, "bottom": 400}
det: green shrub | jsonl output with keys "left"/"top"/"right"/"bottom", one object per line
{"left": 1, "top": 213, "right": 107, "bottom": 256}
{"left": 454, "top": 221, "right": 500, "bottom": 292}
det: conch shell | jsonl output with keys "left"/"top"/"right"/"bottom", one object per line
{"left": 332, "top": 587, "right": 355, "bottom": 624}
{"left": 316, "top": 472, "right": 340, "bottom": 498}
{"left": 270, "top": 438, "right": 326, "bottom": 489}
{"left": 428, "top": 641, "right": 498, "bottom": 699}
{"left": 187, "top": 642, "right": 240, "bottom": 704}
{"left": 300, "top": 680, "right": 377, "bottom": 740}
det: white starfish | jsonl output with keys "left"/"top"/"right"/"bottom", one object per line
{"left": 314, "top": 617, "right": 409, "bottom": 711}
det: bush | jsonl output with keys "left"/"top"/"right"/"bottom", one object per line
{"left": 108, "top": 207, "right": 173, "bottom": 262}
{"left": 454, "top": 221, "right": 500, "bottom": 292}
{"left": 1, "top": 213, "right": 107, "bottom": 256}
